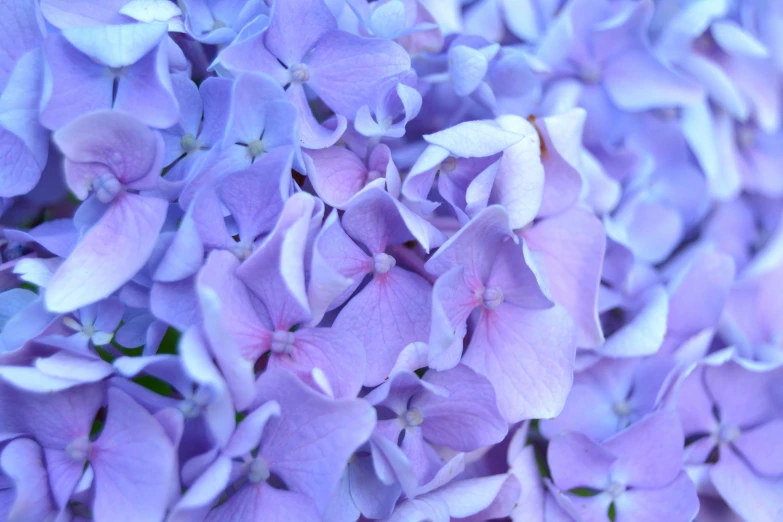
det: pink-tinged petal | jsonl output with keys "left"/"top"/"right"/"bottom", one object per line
{"left": 548, "top": 430, "right": 615, "bottom": 491}
{"left": 534, "top": 109, "right": 585, "bottom": 218}
{"left": 265, "top": 0, "right": 336, "bottom": 65}
{"left": 307, "top": 211, "right": 370, "bottom": 325}
{"left": 253, "top": 369, "right": 376, "bottom": 512}
{"left": 287, "top": 83, "right": 346, "bottom": 149}
{"left": 342, "top": 187, "right": 444, "bottom": 253}
{"left": 463, "top": 304, "right": 576, "bottom": 422}
{"left": 197, "top": 250, "right": 268, "bottom": 358}
{"left": 428, "top": 265, "right": 479, "bottom": 371}
{"left": 334, "top": 266, "right": 432, "bottom": 386}
{"left": 415, "top": 364, "right": 508, "bottom": 451}
{"left": 604, "top": 411, "right": 684, "bottom": 488}
{"left": 114, "top": 44, "right": 179, "bottom": 129}
{"left": 734, "top": 420, "right": 783, "bottom": 477}
{"left": 40, "top": 35, "right": 113, "bottom": 131}
{"left": 308, "top": 31, "right": 411, "bottom": 116}
{"left": 0, "top": 438, "right": 56, "bottom": 522}
{"left": 205, "top": 482, "right": 321, "bottom": 522}
{"left": 236, "top": 193, "right": 316, "bottom": 329}
{"left": 492, "top": 115, "right": 544, "bottom": 229}
{"left": 53, "top": 110, "right": 162, "bottom": 195}
{"left": 710, "top": 448, "right": 783, "bottom": 522}
{"left": 45, "top": 194, "right": 168, "bottom": 313}
{"left": 614, "top": 472, "right": 699, "bottom": 522}
{"left": 603, "top": 49, "right": 704, "bottom": 110}
{"left": 269, "top": 327, "right": 366, "bottom": 398}
{"left": 523, "top": 208, "right": 605, "bottom": 348}
{"left": 425, "top": 206, "right": 515, "bottom": 283}
{"left": 196, "top": 284, "right": 256, "bottom": 412}
{"left": 306, "top": 146, "right": 368, "bottom": 208}
{"left": 219, "top": 148, "right": 290, "bottom": 242}
{"left": 91, "top": 387, "right": 176, "bottom": 522}
{"left": 485, "top": 239, "right": 552, "bottom": 309}
{"left": 424, "top": 120, "right": 525, "bottom": 158}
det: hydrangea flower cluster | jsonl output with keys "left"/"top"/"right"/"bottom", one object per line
{"left": 1, "top": 0, "right": 782, "bottom": 520}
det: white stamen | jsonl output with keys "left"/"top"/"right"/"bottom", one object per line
{"left": 248, "top": 457, "right": 271, "bottom": 483}
{"left": 612, "top": 400, "right": 631, "bottom": 418}
{"left": 372, "top": 253, "right": 396, "bottom": 275}
{"left": 247, "top": 139, "right": 266, "bottom": 158}
{"left": 92, "top": 172, "right": 123, "bottom": 203}
{"left": 180, "top": 133, "right": 201, "bottom": 154}
{"left": 606, "top": 481, "right": 625, "bottom": 499}
{"left": 270, "top": 330, "right": 296, "bottom": 355}
{"left": 403, "top": 408, "right": 424, "bottom": 427}
{"left": 289, "top": 63, "right": 310, "bottom": 83}
{"left": 479, "top": 287, "right": 504, "bottom": 310}
{"left": 66, "top": 436, "right": 91, "bottom": 462}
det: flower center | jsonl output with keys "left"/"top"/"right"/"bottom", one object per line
{"left": 92, "top": 172, "right": 123, "bottom": 203}
{"left": 248, "top": 457, "right": 271, "bottom": 483}
{"left": 367, "top": 169, "right": 383, "bottom": 182}
{"left": 289, "top": 63, "right": 310, "bottom": 83}
{"left": 606, "top": 481, "right": 626, "bottom": 499}
{"left": 718, "top": 424, "right": 741, "bottom": 444}
{"left": 232, "top": 241, "right": 253, "bottom": 260}
{"left": 402, "top": 408, "right": 423, "bottom": 427}
{"left": 736, "top": 127, "right": 755, "bottom": 149}
{"left": 579, "top": 63, "right": 601, "bottom": 84}
{"left": 212, "top": 19, "right": 226, "bottom": 30}
{"left": 247, "top": 139, "right": 266, "bottom": 158}
{"left": 612, "top": 400, "right": 631, "bottom": 418}
{"left": 440, "top": 156, "right": 458, "bottom": 173}
{"left": 479, "top": 286, "right": 504, "bottom": 310}
{"left": 180, "top": 133, "right": 201, "bottom": 154}
{"left": 270, "top": 330, "right": 296, "bottom": 355}
{"left": 66, "top": 436, "right": 91, "bottom": 462}
{"left": 372, "top": 253, "right": 396, "bottom": 275}
{"left": 178, "top": 387, "right": 213, "bottom": 418}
